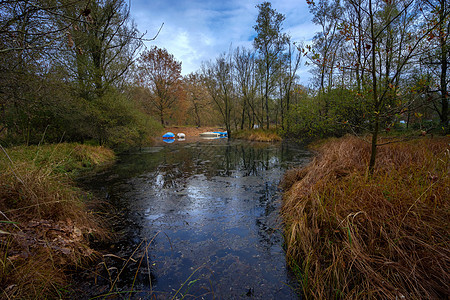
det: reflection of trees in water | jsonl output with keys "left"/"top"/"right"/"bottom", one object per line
{"left": 254, "top": 181, "right": 283, "bottom": 252}
{"left": 79, "top": 140, "right": 308, "bottom": 297}
{"left": 135, "top": 141, "right": 297, "bottom": 191}
{"left": 239, "top": 145, "right": 273, "bottom": 176}
{"left": 210, "top": 142, "right": 279, "bottom": 177}
{"left": 93, "top": 142, "right": 304, "bottom": 192}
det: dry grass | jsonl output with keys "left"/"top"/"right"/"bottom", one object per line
{"left": 233, "top": 129, "right": 282, "bottom": 142}
{"left": 281, "top": 135, "right": 449, "bottom": 299}
{"left": 0, "top": 143, "right": 114, "bottom": 299}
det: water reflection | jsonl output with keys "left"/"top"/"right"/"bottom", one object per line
{"left": 76, "top": 139, "right": 310, "bottom": 299}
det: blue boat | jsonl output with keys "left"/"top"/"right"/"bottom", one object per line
{"left": 162, "top": 132, "right": 175, "bottom": 139}
{"left": 213, "top": 131, "right": 228, "bottom": 137}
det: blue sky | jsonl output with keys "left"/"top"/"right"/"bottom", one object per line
{"left": 130, "top": 0, "right": 318, "bottom": 84}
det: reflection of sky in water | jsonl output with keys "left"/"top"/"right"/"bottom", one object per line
{"left": 78, "top": 140, "right": 311, "bottom": 299}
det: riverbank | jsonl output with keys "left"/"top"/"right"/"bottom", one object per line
{"left": 160, "top": 127, "right": 283, "bottom": 142}
{"left": 281, "top": 135, "right": 449, "bottom": 299}
{"left": 233, "top": 128, "right": 282, "bottom": 142}
{"left": 0, "top": 143, "right": 115, "bottom": 299}
{"left": 160, "top": 126, "right": 226, "bottom": 137}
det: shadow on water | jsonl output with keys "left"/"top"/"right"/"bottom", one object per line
{"left": 74, "top": 139, "right": 311, "bottom": 299}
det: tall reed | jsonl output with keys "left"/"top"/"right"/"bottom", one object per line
{"left": 281, "top": 136, "right": 449, "bottom": 299}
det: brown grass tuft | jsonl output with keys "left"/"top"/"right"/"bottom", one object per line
{"left": 234, "top": 129, "right": 282, "bottom": 142}
{"left": 281, "top": 135, "right": 450, "bottom": 299}
{"left": 0, "top": 143, "right": 114, "bottom": 299}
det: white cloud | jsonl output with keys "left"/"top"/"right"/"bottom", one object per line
{"left": 130, "top": 0, "right": 319, "bottom": 84}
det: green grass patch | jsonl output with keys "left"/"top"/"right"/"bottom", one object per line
{"left": 1, "top": 143, "right": 115, "bottom": 176}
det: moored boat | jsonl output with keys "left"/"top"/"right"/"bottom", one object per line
{"left": 199, "top": 132, "right": 221, "bottom": 137}
{"left": 162, "top": 132, "right": 175, "bottom": 139}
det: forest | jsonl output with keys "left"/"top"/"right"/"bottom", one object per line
{"left": 1, "top": 0, "right": 448, "bottom": 150}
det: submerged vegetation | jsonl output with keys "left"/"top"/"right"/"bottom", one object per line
{"left": 281, "top": 136, "right": 449, "bottom": 299}
{"left": 0, "top": 143, "right": 115, "bottom": 299}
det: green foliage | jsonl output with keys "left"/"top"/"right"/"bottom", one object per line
{"left": 1, "top": 82, "right": 160, "bottom": 150}
{"left": 81, "top": 89, "right": 162, "bottom": 149}
{"left": 284, "top": 88, "right": 369, "bottom": 140}
{"left": 0, "top": 0, "right": 158, "bottom": 150}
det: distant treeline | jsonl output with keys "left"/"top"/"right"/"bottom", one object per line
{"left": 1, "top": 0, "right": 448, "bottom": 149}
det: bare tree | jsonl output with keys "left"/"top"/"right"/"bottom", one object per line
{"left": 184, "top": 72, "right": 211, "bottom": 127}
{"left": 234, "top": 47, "right": 260, "bottom": 129}
{"left": 202, "top": 53, "right": 234, "bottom": 136}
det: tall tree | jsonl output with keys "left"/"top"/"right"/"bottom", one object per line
{"left": 253, "top": 1, "right": 288, "bottom": 129}
{"left": 202, "top": 53, "right": 234, "bottom": 136}
{"left": 137, "top": 46, "right": 182, "bottom": 126}
{"left": 306, "top": 0, "right": 343, "bottom": 93}
{"left": 0, "top": 0, "right": 158, "bottom": 147}
{"left": 184, "top": 72, "right": 211, "bottom": 127}
{"left": 305, "top": 0, "right": 449, "bottom": 173}
{"left": 64, "top": 0, "right": 143, "bottom": 99}
{"left": 279, "top": 40, "right": 302, "bottom": 130}
{"left": 420, "top": 0, "right": 449, "bottom": 132}
{"left": 234, "top": 47, "right": 259, "bottom": 129}
{"left": 0, "top": 0, "right": 97, "bottom": 144}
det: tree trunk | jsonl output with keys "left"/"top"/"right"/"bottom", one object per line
{"left": 265, "top": 67, "right": 270, "bottom": 130}
{"left": 368, "top": 0, "right": 378, "bottom": 176}
{"left": 439, "top": 1, "right": 448, "bottom": 132}
{"left": 160, "top": 109, "right": 165, "bottom": 127}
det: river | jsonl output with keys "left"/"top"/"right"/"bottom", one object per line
{"left": 74, "top": 138, "right": 310, "bottom": 299}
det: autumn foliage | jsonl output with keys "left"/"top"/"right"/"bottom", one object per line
{"left": 136, "top": 46, "right": 183, "bottom": 126}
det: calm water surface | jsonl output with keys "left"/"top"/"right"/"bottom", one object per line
{"left": 76, "top": 138, "right": 310, "bottom": 299}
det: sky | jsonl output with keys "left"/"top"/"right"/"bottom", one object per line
{"left": 130, "top": 0, "right": 319, "bottom": 84}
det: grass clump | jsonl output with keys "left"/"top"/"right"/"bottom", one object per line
{"left": 281, "top": 135, "right": 449, "bottom": 299}
{"left": 1, "top": 143, "right": 115, "bottom": 176}
{"left": 233, "top": 128, "right": 282, "bottom": 142}
{"left": 0, "top": 143, "right": 114, "bottom": 299}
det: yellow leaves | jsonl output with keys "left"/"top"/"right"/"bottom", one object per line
{"left": 67, "top": 32, "right": 74, "bottom": 48}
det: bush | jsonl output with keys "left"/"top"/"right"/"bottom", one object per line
{"left": 284, "top": 88, "right": 369, "bottom": 140}
{"left": 0, "top": 80, "right": 161, "bottom": 150}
